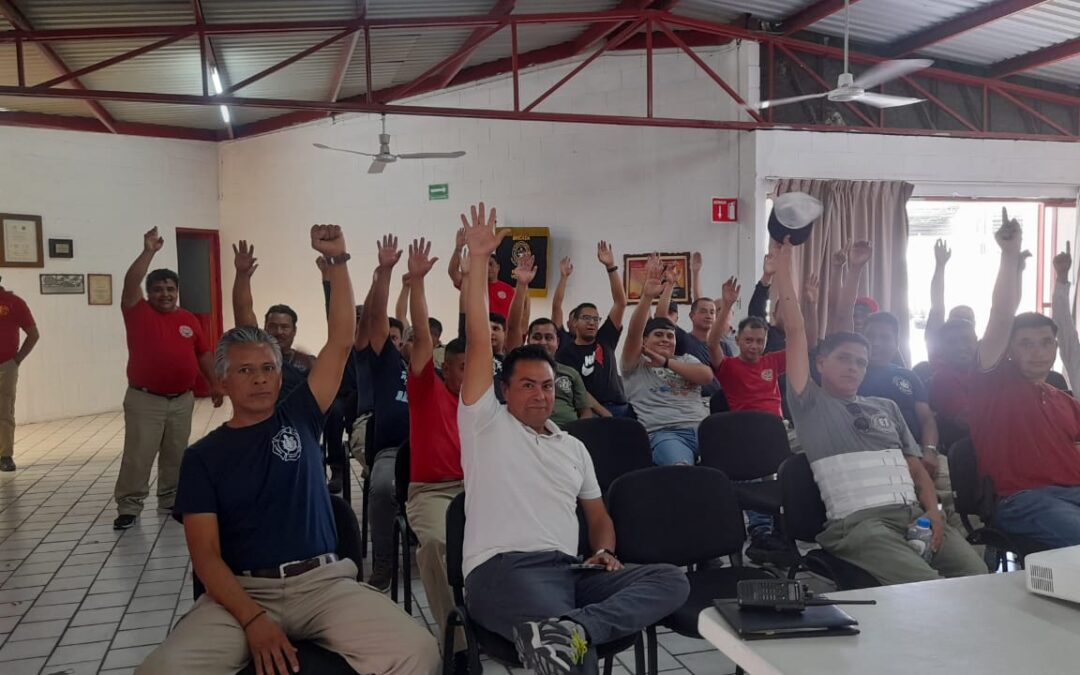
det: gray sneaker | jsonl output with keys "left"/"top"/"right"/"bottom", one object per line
{"left": 513, "top": 619, "right": 589, "bottom": 675}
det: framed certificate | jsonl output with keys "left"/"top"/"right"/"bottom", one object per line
{"left": 87, "top": 274, "right": 113, "bottom": 306}
{"left": 0, "top": 214, "right": 44, "bottom": 268}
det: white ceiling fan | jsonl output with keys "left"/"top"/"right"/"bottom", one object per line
{"left": 757, "top": 0, "right": 933, "bottom": 111}
{"left": 313, "top": 114, "right": 466, "bottom": 174}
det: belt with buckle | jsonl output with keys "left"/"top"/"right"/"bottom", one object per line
{"left": 133, "top": 386, "right": 190, "bottom": 400}
{"left": 242, "top": 553, "right": 338, "bottom": 579}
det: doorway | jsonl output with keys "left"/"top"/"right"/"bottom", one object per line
{"left": 175, "top": 228, "right": 223, "bottom": 397}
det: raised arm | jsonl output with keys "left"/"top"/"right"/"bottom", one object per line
{"left": 827, "top": 241, "right": 871, "bottom": 336}
{"left": 447, "top": 227, "right": 465, "bottom": 290}
{"left": 776, "top": 239, "right": 808, "bottom": 394}
{"left": 406, "top": 238, "right": 439, "bottom": 375}
{"left": 353, "top": 269, "right": 376, "bottom": 352}
{"left": 978, "top": 209, "right": 1024, "bottom": 370}
{"left": 552, "top": 256, "right": 573, "bottom": 331}
{"left": 395, "top": 275, "right": 411, "bottom": 332}
{"left": 621, "top": 254, "right": 663, "bottom": 374}
{"left": 598, "top": 241, "right": 627, "bottom": 329}
{"left": 506, "top": 253, "right": 537, "bottom": 351}
{"left": 122, "top": 227, "right": 163, "bottom": 307}
{"left": 927, "top": 239, "right": 951, "bottom": 336}
{"left": 231, "top": 240, "right": 259, "bottom": 328}
{"left": 461, "top": 203, "right": 506, "bottom": 405}
{"left": 655, "top": 266, "right": 676, "bottom": 319}
{"left": 690, "top": 252, "right": 703, "bottom": 304}
{"left": 827, "top": 248, "right": 846, "bottom": 326}
{"left": 368, "top": 234, "right": 402, "bottom": 356}
{"left": 803, "top": 273, "right": 821, "bottom": 348}
{"left": 748, "top": 252, "right": 775, "bottom": 320}
{"left": 1053, "top": 242, "right": 1080, "bottom": 389}
{"left": 708, "top": 277, "right": 740, "bottom": 366}
{"left": 307, "top": 225, "right": 356, "bottom": 412}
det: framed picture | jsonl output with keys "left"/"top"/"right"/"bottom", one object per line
{"left": 624, "top": 252, "right": 693, "bottom": 304}
{"left": 39, "top": 273, "right": 85, "bottom": 295}
{"left": 0, "top": 214, "right": 44, "bottom": 268}
{"left": 48, "top": 238, "right": 74, "bottom": 259}
{"left": 495, "top": 227, "right": 550, "bottom": 297}
{"left": 87, "top": 274, "right": 113, "bottom": 305}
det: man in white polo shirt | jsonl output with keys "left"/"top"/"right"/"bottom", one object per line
{"left": 456, "top": 202, "right": 688, "bottom": 675}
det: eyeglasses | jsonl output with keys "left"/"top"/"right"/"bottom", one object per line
{"left": 577, "top": 315, "right": 601, "bottom": 324}
{"left": 845, "top": 402, "right": 871, "bottom": 432}
{"left": 1015, "top": 337, "right": 1058, "bottom": 351}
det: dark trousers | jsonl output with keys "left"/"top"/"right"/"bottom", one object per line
{"left": 324, "top": 394, "right": 356, "bottom": 466}
{"left": 464, "top": 551, "right": 688, "bottom": 667}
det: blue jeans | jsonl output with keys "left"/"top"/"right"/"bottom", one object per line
{"left": 605, "top": 403, "right": 634, "bottom": 419}
{"left": 995, "top": 485, "right": 1080, "bottom": 549}
{"left": 650, "top": 428, "right": 698, "bottom": 466}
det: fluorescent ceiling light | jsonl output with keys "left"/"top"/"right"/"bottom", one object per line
{"left": 219, "top": 105, "right": 230, "bottom": 124}
{"left": 210, "top": 68, "right": 224, "bottom": 95}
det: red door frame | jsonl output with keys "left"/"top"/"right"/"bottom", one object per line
{"left": 175, "top": 227, "right": 223, "bottom": 396}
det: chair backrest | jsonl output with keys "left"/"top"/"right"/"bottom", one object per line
{"left": 445, "top": 492, "right": 467, "bottom": 605}
{"left": 563, "top": 417, "right": 653, "bottom": 492}
{"left": 947, "top": 437, "right": 997, "bottom": 521}
{"left": 607, "top": 466, "right": 745, "bottom": 565}
{"left": 709, "top": 390, "right": 730, "bottom": 414}
{"left": 394, "top": 441, "right": 411, "bottom": 509}
{"left": 777, "top": 454, "right": 828, "bottom": 543}
{"left": 697, "top": 411, "right": 793, "bottom": 481}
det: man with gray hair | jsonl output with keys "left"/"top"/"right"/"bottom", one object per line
{"left": 138, "top": 225, "right": 439, "bottom": 675}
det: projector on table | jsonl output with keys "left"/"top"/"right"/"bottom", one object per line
{"left": 1027, "top": 545, "right": 1080, "bottom": 604}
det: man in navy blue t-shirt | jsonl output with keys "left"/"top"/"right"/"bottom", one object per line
{"left": 138, "top": 226, "right": 438, "bottom": 675}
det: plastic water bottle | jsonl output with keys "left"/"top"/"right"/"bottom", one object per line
{"left": 906, "top": 517, "right": 934, "bottom": 562}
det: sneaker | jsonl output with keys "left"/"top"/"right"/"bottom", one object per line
{"left": 366, "top": 561, "right": 392, "bottom": 593}
{"left": 0, "top": 457, "right": 14, "bottom": 472}
{"left": 746, "top": 532, "right": 794, "bottom": 566}
{"left": 327, "top": 465, "right": 344, "bottom": 494}
{"left": 113, "top": 515, "right": 136, "bottom": 530}
{"left": 513, "top": 619, "right": 589, "bottom": 675}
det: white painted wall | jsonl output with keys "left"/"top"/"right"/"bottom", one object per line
{"left": 0, "top": 127, "right": 219, "bottom": 424}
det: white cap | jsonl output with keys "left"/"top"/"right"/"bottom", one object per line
{"left": 773, "top": 192, "right": 823, "bottom": 229}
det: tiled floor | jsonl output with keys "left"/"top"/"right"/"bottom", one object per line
{"left": 0, "top": 401, "right": 739, "bottom": 675}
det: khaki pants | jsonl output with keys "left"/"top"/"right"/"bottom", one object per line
{"left": 406, "top": 480, "right": 464, "bottom": 651}
{"left": 137, "top": 559, "right": 440, "bottom": 675}
{"left": 115, "top": 387, "right": 194, "bottom": 516}
{"left": 349, "top": 412, "right": 372, "bottom": 470}
{"left": 0, "top": 360, "right": 17, "bottom": 458}
{"left": 817, "top": 504, "right": 988, "bottom": 586}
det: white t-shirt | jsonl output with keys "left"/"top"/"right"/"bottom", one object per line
{"left": 458, "top": 384, "right": 602, "bottom": 579}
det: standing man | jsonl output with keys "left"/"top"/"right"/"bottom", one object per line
{"left": 0, "top": 278, "right": 39, "bottom": 472}
{"left": 115, "top": 227, "right": 222, "bottom": 531}
{"left": 448, "top": 227, "right": 515, "bottom": 320}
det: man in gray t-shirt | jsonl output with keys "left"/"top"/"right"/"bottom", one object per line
{"left": 773, "top": 237, "right": 985, "bottom": 586}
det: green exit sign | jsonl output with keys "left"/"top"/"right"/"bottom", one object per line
{"left": 428, "top": 183, "right": 449, "bottom": 200}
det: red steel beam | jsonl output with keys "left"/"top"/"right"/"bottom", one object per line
{"left": 889, "top": 0, "right": 1049, "bottom": 57}
{"left": 991, "top": 87, "right": 1074, "bottom": 136}
{"left": 225, "top": 27, "right": 357, "bottom": 94}
{"left": 36, "top": 32, "right": 194, "bottom": 88}
{"left": 192, "top": 0, "right": 232, "bottom": 139}
{"left": 899, "top": 76, "right": 979, "bottom": 132}
{"left": 782, "top": 0, "right": 860, "bottom": 36}
{"left": 572, "top": 0, "right": 653, "bottom": 54}
{"left": 328, "top": 0, "right": 366, "bottom": 101}
{"left": 0, "top": 0, "right": 118, "bottom": 133}
{"left": 0, "top": 110, "right": 219, "bottom": 140}
{"left": 431, "top": 0, "right": 516, "bottom": 91}
{"left": 992, "top": 36, "right": 1080, "bottom": 78}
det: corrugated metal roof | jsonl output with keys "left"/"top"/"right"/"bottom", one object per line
{"left": 1028, "top": 53, "right": 1080, "bottom": 85}
{"left": 808, "top": 0, "right": 997, "bottom": 45}
{"left": 0, "top": 39, "right": 95, "bottom": 117}
{"left": 673, "top": 0, "right": 798, "bottom": 23}
{"left": 513, "top": 0, "right": 618, "bottom": 14}
{"left": 215, "top": 32, "right": 342, "bottom": 100}
{"left": 200, "top": 0, "right": 361, "bottom": 23}
{"left": 366, "top": 0, "right": 499, "bottom": 20}
{"left": 20, "top": 0, "right": 194, "bottom": 28}
{"left": 50, "top": 37, "right": 204, "bottom": 95}
{"left": 464, "top": 22, "right": 592, "bottom": 69}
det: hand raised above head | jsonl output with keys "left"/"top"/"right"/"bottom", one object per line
{"left": 311, "top": 224, "right": 347, "bottom": 258}
{"left": 460, "top": 202, "right": 504, "bottom": 259}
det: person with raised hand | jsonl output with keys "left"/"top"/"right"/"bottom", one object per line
{"left": 621, "top": 254, "right": 713, "bottom": 466}
{"left": 114, "top": 227, "right": 222, "bottom": 531}
{"left": 139, "top": 225, "right": 440, "bottom": 675}
{"left": 655, "top": 251, "right": 725, "bottom": 398}
{"left": 1053, "top": 241, "right": 1080, "bottom": 395}
{"left": 457, "top": 203, "right": 688, "bottom": 675}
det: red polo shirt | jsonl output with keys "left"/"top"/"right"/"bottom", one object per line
{"left": 123, "top": 300, "right": 209, "bottom": 395}
{"left": 928, "top": 360, "right": 974, "bottom": 426}
{"left": 0, "top": 289, "right": 34, "bottom": 364}
{"left": 406, "top": 360, "right": 462, "bottom": 483}
{"left": 969, "top": 361, "right": 1080, "bottom": 496}
{"left": 488, "top": 281, "right": 515, "bottom": 321}
{"left": 715, "top": 351, "right": 787, "bottom": 418}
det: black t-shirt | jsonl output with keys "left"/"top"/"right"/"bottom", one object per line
{"left": 364, "top": 343, "right": 409, "bottom": 452}
{"left": 173, "top": 384, "right": 337, "bottom": 573}
{"left": 555, "top": 317, "right": 626, "bottom": 406}
{"left": 675, "top": 328, "right": 720, "bottom": 398}
{"left": 279, "top": 362, "right": 306, "bottom": 403}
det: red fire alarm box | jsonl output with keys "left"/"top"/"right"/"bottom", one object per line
{"left": 712, "top": 198, "right": 738, "bottom": 223}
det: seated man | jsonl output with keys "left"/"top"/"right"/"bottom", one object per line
{"left": 138, "top": 225, "right": 439, "bottom": 675}
{"left": 621, "top": 255, "right": 713, "bottom": 466}
{"left": 777, "top": 236, "right": 986, "bottom": 586}
{"left": 458, "top": 203, "right": 689, "bottom": 675}
{"left": 969, "top": 213, "right": 1080, "bottom": 549}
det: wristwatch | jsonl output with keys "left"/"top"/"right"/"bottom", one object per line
{"left": 606, "top": 265, "right": 619, "bottom": 274}
{"left": 324, "top": 253, "right": 351, "bottom": 266}
{"left": 594, "top": 548, "right": 615, "bottom": 559}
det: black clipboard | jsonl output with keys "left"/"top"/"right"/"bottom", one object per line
{"left": 714, "top": 600, "right": 860, "bottom": 641}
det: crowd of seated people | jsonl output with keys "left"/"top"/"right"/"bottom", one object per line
{"left": 135, "top": 197, "right": 1080, "bottom": 675}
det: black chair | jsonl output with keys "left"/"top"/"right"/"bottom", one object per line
{"left": 390, "top": 441, "right": 417, "bottom": 613}
{"left": 607, "top": 466, "right": 775, "bottom": 675}
{"left": 697, "top": 412, "right": 793, "bottom": 517}
{"left": 776, "top": 454, "right": 880, "bottom": 590}
{"left": 948, "top": 438, "right": 1049, "bottom": 568}
{"left": 359, "top": 418, "right": 377, "bottom": 558}
{"left": 443, "top": 493, "right": 642, "bottom": 675}
{"left": 191, "top": 495, "right": 364, "bottom": 675}
{"left": 708, "top": 390, "right": 730, "bottom": 414}
{"left": 563, "top": 417, "right": 653, "bottom": 492}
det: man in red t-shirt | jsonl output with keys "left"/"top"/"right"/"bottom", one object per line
{"left": 402, "top": 237, "right": 466, "bottom": 653}
{"left": 447, "top": 226, "right": 515, "bottom": 319}
{"left": 0, "top": 281, "right": 39, "bottom": 472}
{"left": 968, "top": 210, "right": 1080, "bottom": 549}
{"left": 113, "top": 228, "right": 222, "bottom": 531}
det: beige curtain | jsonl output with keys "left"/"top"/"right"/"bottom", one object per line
{"left": 774, "top": 179, "right": 914, "bottom": 362}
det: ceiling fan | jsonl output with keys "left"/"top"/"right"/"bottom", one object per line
{"left": 313, "top": 114, "right": 466, "bottom": 174}
{"left": 757, "top": 0, "right": 933, "bottom": 110}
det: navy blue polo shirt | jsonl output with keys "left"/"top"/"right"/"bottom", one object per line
{"left": 173, "top": 384, "right": 336, "bottom": 573}
{"left": 363, "top": 343, "right": 410, "bottom": 452}
{"left": 858, "top": 364, "right": 927, "bottom": 443}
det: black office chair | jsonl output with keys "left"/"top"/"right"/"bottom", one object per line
{"left": 708, "top": 390, "right": 730, "bottom": 414}
{"left": 191, "top": 496, "right": 363, "bottom": 675}
{"left": 697, "top": 412, "right": 793, "bottom": 516}
{"left": 390, "top": 441, "right": 417, "bottom": 613}
{"left": 607, "top": 466, "right": 775, "bottom": 675}
{"left": 359, "top": 419, "right": 377, "bottom": 558}
{"left": 443, "top": 493, "right": 642, "bottom": 675}
{"left": 948, "top": 438, "right": 1048, "bottom": 568}
{"left": 564, "top": 417, "right": 653, "bottom": 492}
{"left": 776, "top": 454, "right": 880, "bottom": 590}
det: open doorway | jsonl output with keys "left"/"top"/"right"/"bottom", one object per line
{"left": 175, "top": 228, "right": 223, "bottom": 397}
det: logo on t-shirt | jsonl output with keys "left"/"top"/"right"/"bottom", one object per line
{"left": 0, "top": 305, "right": 9, "bottom": 317}
{"left": 893, "top": 376, "right": 912, "bottom": 396}
{"left": 556, "top": 375, "right": 572, "bottom": 394}
{"left": 582, "top": 353, "right": 596, "bottom": 377}
{"left": 497, "top": 290, "right": 507, "bottom": 300}
{"left": 761, "top": 369, "right": 775, "bottom": 382}
{"left": 178, "top": 325, "right": 194, "bottom": 339}
{"left": 271, "top": 426, "right": 302, "bottom": 462}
